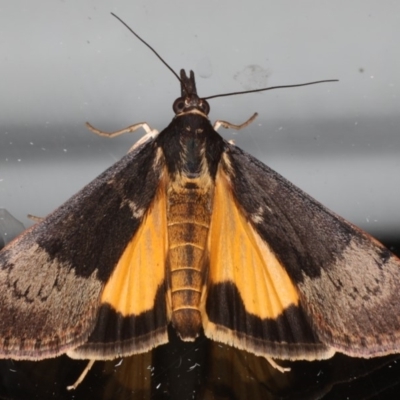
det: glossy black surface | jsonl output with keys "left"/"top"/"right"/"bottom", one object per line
{"left": 1, "top": 215, "right": 400, "bottom": 399}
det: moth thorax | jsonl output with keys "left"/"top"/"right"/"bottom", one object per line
{"left": 166, "top": 179, "right": 213, "bottom": 340}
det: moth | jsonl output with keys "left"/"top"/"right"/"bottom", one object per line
{"left": 1, "top": 14, "right": 400, "bottom": 389}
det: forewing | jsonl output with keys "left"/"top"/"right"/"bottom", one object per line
{"left": 0, "top": 140, "right": 165, "bottom": 360}
{"left": 204, "top": 163, "right": 331, "bottom": 361}
{"left": 221, "top": 143, "right": 400, "bottom": 358}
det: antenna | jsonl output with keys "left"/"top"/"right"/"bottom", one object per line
{"left": 110, "top": 13, "right": 338, "bottom": 100}
{"left": 203, "top": 80, "right": 338, "bottom": 100}
{"left": 110, "top": 13, "right": 183, "bottom": 87}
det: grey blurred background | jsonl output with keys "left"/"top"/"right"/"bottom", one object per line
{"left": 0, "top": 0, "right": 399, "bottom": 240}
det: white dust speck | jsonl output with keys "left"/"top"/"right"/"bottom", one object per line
{"left": 187, "top": 363, "right": 201, "bottom": 372}
{"left": 114, "top": 359, "right": 123, "bottom": 367}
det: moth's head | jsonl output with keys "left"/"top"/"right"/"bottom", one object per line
{"left": 173, "top": 69, "right": 210, "bottom": 116}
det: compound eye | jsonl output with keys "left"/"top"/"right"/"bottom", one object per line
{"left": 173, "top": 97, "right": 186, "bottom": 114}
{"left": 199, "top": 100, "right": 210, "bottom": 115}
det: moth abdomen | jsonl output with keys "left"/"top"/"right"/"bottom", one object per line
{"left": 167, "top": 183, "right": 213, "bottom": 340}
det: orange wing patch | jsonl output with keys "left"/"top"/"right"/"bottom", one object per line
{"left": 205, "top": 169, "right": 299, "bottom": 321}
{"left": 200, "top": 166, "right": 321, "bottom": 359}
{"left": 101, "top": 182, "right": 168, "bottom": 317}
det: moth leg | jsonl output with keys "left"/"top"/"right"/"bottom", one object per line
{"left": 213, "top": 112, "right": 258, "bottom": 131}
{"left": 85, "top": 122, "right": 159, "bottom": 152}
{"left": 27, "top": 214, "right": 44, "bottom": 223}
{"left": 86, "top": 121, "right": 155, "bottom": 138}
{"left": 266, "top": 357, "right": 291, "bottom": 373}
{"left": 66, "top": 359, "right": 96, "bottom": 391}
